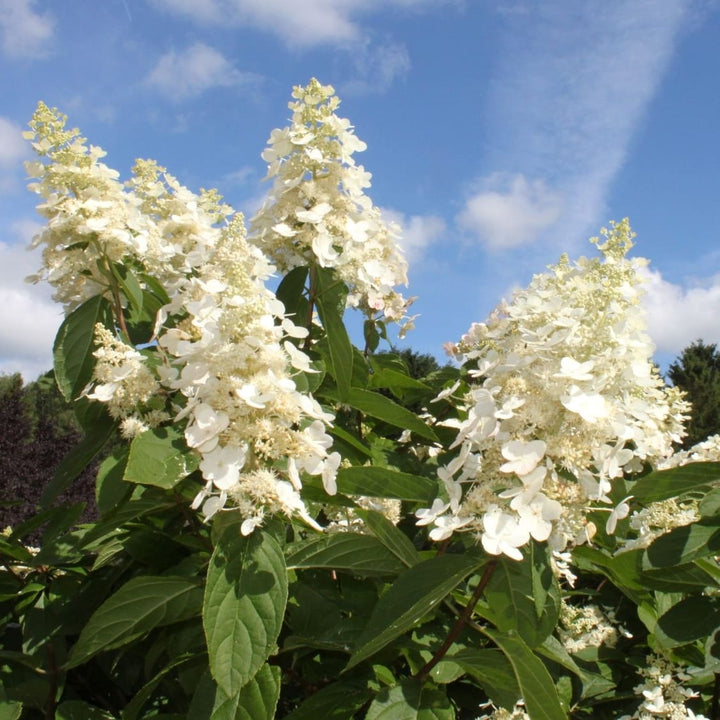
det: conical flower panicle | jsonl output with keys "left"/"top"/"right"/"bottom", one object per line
{"left": 250, "top": 79, "right": 413, "bottom": 327}
{"left": 25, "top": 102, "right": 339, "bottom": 533}
{"left": 420, "top": 220, "right": 689, "bottom": 559}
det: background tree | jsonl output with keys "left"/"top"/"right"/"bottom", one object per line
{"left": 667, "top": 339, "right": 720, "bottom": 448}
{"left": 391, "top": 347, "right": 443, "bottom": 379}
{"left": 0, "top": 371, "right": 97, "bottom": 535}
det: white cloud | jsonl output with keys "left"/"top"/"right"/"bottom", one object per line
{"left": 343, "top": 40, "right": 411, "bottom": 95}
{"left": 146, "top": 42, "right": 261, "bottom": 101}
{"left": 222, "top": 166, "right": 255, "bottom": 186}
{"left": 457, "top": 174, "right": 563, "bottom": 250}
{"left": 0, "top": 117, "right": 26, "bottom": 167}
{"left": 0, "top": 226, "right": 61, "bottom": 382}
{"left": 641, "top": 267, "right": 720, "bottom": 355}
{"left": 0, "top": 116, "right": 29, "bottom": 190}
{"left": 381, "top": 208, "right": 446, "bottom": 263}
{"left": 460, "top": 1, "right": 691, "bottom": 250}
{"left": 151, "top": 0, "right": 445, "bottom": 47}
{"left": 0, "top": 0, "right": 53, "bottom": 59}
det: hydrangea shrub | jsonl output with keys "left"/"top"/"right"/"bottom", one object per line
{"left": 1, "top": 81, "right": 719, "bottom": 720}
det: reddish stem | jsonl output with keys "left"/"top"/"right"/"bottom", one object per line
{"left": 414, "top": 560, "right": 497, "bottom": 682}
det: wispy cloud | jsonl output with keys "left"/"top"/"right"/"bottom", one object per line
{"left": 459, "top": 0, "right": 691, "bottom": 251}
{"left": 146, "top": 42, "right": 261, "bottom": 101}
{"left": 0, "top": 223, "right": 61, "bottom": 381}
{"left": 0, "top": 116, "right": 29, "bottom": 190}
{"left": 0, "top": 117, "right": 27, "bottom": 165}
{"left": 151, "top": 0, "right": 446, "bottom": 47}
{"left": 0, "top": 0, "right": 54, "bottom": 59}
{"left": 381, "top": 208, "right": 446, "bottom": 264}
{"left": 342, "top": 40, "right": 411, "bottom": 95}
{"left": 641, "top": 266, "right": 720, "bottom": 354}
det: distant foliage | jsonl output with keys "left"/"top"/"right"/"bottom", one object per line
{"left": 668, "top": 340, "right": 720, "bottom": 448}
{"left": 390, "top": 347, "right": 444, "bottom": 379}
{"left": 0, "top": 372, "right": 97, "bottom": 536}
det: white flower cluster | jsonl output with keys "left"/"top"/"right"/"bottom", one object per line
{"left": 475, "top": 700, "right": 529, "bottom": 719}
{"left": 25, "top": 102, "right": 340, "bottom": 534}
{"left": 250, "top": 78, "right": 413, "bottom": 329}
{"left": 619, "top": 654, "right": 707, "bottom": 720}
{"left": 324, "top": 496, "right": 402, "bottom": 533}
{"left": 24, "top": 103, "right": 146, "bottom": 312}
{"left": 660, "top": 434, "right": 720, "bottom": 468}
{"left": 24, "top": 105, "right": 236, "bottom": 314}
{"left": 418, "top": 221, "right": 689, "bottom": 560}
{"left": 86, "top": 323, "right": 166, "bottom": 438}
{"left": 157, "top": 216, "right": 341, "bottom": 531}
{"left": 619, "top": 434, "right": 719, "bottom": 551}
{"left": 622, "top": 497, "right": 700, "bottom": 552}
{"left": 558, "top": 599, "right": 630, "bottom": 654}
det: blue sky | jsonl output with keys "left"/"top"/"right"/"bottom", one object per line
{"left": 1, "top": 0, "right": 719, "bottom": 380}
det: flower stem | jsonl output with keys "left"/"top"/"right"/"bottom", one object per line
{"left": 414, "top": 559, "right": 497, "bottom": 682}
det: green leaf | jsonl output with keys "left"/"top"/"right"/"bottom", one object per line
{"left": 347, "top": 388, "right": 438, "bottom": 442}
{"left": 706, "top": 628, "right": 720, "bottom": 671}
{"left": 66, "top": 576, "right": 203, "bottom": 667}
{"left": 655, "top": 595, "right": 720, "bottom": 648}
{"left": 286, "top": 533, "right": 406, "bottom": 576}
{"left": 483, "top": 628, "right": 567, "bottom": 720}
{"left": 56, "top": 701, "right": 114, "bottom": 719}
{"left": 368, "top": 367, "right": 432, "bottom": 395}
{"left": 699, "top": 488, "right": 720, "bottom": 517}
{"left": 0, "top": 701, "right": 23, "bottom": 720}
{"left": 535, "top": 636, "right": 616, "bottom": 700}
{"left": 366, "top": 680, "right": 419, "bottom": 720}
{"left": 124, "top": 426, "right": 199, "bottom": 489}
{"left": 337, "top": 466, "right": 436, "bottom": 504}
{"left": 480, "top": 545, "right": 560, "bottom": 649}
{"left": 643, "top": 519, "right": 720, "bottom": 568}
{"left": 125, "top": 289, "right": 166, "bottom": 345}
{"left": 53, "top": 295, "right": 112, "bottom": 401}
{"left": 0, "top": 536, "right": 33, "bottom": 563}
{"left": 96, "top": 446, "right": 131, "bottom": 515}
{"left": 365, "top": 679, "right": 455, "bottom": 720}
{"left": 447, "top": 648, "right": 520, "bottom": 710}
{"left": 314, "top": 266, "right": 353, "bottom": 401}
{"left": 213, "top": 663, "right": 280, "bottom": 720}
{"left": 347, "top": 553, "right": 483, "bottom": 670}
{"left": 188, "top": 665, "right": 281, "bottom": 720}
{"left": 203, "top": 529, "right": 287, "bottom": 696}
{"left": 40, "top": 405, "right": 116, "bottom": 508}
{"left": 364, "top": 318, "right": 381, "bottom": 353}
{"left": 535, "top": 636, "right": 583, "bottom": 681}
{"left": 641, "top": 562, "right": 720, "bottom": 592}
{"left": 276, "top": 266, "right": 310, "bottom": 323}
{"left": 572, "top": 546, "right": 649, "bottom": 602}
{"left": 0, "top": 651, "right": 43, "bottom": 673}
{"left": 357, "top": 509, "right": 422, "bottom": 568}
{"left": 281, "top": 679, "right": 372, "bottom": 720}
{"left": 631, "top": 462, "right": 720, "bottom": 503}
{"left": 111, "top": 262, "right": 143, "bottom": 313}
{"left": 79, "top": 497, "right": 174, "bottom": 550}
{"left": 329, "top": 424, "right": 373, "bottom": 460}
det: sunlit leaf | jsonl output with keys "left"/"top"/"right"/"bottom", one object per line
{"left": 203, "top": 529, "right": 287, "bottom": 696}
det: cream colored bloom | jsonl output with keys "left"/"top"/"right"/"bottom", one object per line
{"left": 421, "top": 220, "right": 689, "bottom": 560}
{"left": 26, "top": 101, "right": 340, "bottom": 534}
{"left": 250, "top": 79, "right": 412, "bottom": 326}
